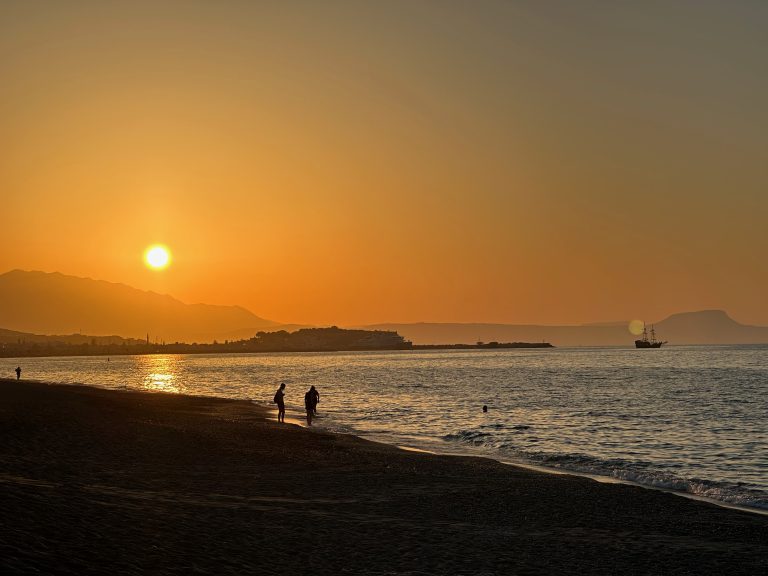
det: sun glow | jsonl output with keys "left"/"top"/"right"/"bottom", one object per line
{"left": 144, "top": 245, "right": 171, "bottom": 270}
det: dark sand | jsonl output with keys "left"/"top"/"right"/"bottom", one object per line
{"left": 1, "top": 379, "right": 766, "bottom": 575}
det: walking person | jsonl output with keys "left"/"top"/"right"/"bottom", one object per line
{"left": 273, "top": 383, "right": 286, "bottom": 423}
{"left": 309, "top": 385, "right": 320, "bottom": 416}
{"left": 15, "top": 366, "right": 21, "bottom": 380}
{"left": 304, "top": 385, "right": 319, "bottom": 426}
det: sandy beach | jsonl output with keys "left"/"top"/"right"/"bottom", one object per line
{"left": 1, "top": 378, "right": 766, "bottom": 575}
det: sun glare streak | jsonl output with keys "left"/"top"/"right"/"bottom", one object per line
{"left": 139, "top": 355, "right": 182, "bottom": 393}
{"left": 144, "top": 245, "right": 171, "bottom": 270}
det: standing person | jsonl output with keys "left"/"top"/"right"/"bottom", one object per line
{"left": 304, "top": 385, "right": 319, "bottom": 426}
{"left": 273, "top": 383, "right": 286, "bottom": 423}
{"left": 15, "top": 366, "right": 21, "bottom": 380}
{"left": 309, "top": 385, "right": 320, "bottom": 415}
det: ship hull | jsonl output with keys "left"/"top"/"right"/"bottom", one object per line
{"left": 635, "top": 340, "right": 663, "bottom": 348}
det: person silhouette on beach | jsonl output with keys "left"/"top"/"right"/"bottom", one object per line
{"left": 308, "top": 385, "right": 320, "bottom": 415}
{"left": 273, "top": 383, "right": 286, "bottom": 423}
{"left": 15, "top": 366, "right": 21, "bottom": 380}
{"left": 304, "top": 385, "right": 320, "bottom": 426}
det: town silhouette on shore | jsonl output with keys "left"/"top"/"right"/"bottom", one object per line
{"left": 0, "top": 326, "right": 553, "bottom": 358}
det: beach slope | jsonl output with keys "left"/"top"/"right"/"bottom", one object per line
{"left": 1, "top": 379, "right": 766, "bottom": 575}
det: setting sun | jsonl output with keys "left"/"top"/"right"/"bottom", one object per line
{"left": 144, "top": 245, "right": 171, "bottom": 270}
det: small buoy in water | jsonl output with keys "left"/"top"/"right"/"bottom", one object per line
{"left": 482, "top": 405, "right": 488, "bottom": 413}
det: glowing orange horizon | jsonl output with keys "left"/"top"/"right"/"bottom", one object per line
{"left": 3, "top": 2, "right": 766, "bottom": 327}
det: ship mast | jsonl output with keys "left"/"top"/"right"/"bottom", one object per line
{"left": 642, "top": 323, "right": 649, "bottom": 342}
{"left": 650, "top": 325, "right": 657, "bottom": 344}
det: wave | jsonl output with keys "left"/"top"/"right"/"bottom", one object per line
{"left": 442, "top": 428, "right": 768, "bottom": 511}
{"left": 443, "top": 430, "right": 492, "bottom": 445}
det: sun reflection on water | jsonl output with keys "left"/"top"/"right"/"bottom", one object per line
{"left": 138, "top": 355, "right": 183, "bottom": 393}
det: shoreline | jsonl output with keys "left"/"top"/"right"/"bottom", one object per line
{"left": 305, "top": 413, "right": 768, "bottom": 516}
{"left": 0, "top": 344, "right": 554, "bottom": 360}
{"left": 11, "top": 376, "right": 768, "bottom": 517}
{"left": 3, "top": 343, "right": 767, "bottom": 361}
{"left": 8, "top": 375, "right": 768, "bottom": 516}
{"left": 394, "top": 442, "right": 768, "bottom": 518}
{"left": 2, "top": 378, "right": 766, "bottom": 574}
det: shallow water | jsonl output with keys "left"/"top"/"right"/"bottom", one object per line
{"left": 3, "top": 345, "right": 767, "bottom": 510}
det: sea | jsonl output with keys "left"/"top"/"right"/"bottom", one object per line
{"left": 3, "top": 345, "right": 767, "bottom": 512}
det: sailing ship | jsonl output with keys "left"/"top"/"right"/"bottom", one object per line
{"left": 635, "top": 324, "right": 667, "bottom": 348}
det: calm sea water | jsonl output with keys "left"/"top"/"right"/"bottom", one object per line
{"left": 3, "top": 346, "right": 767, "bottom": 510}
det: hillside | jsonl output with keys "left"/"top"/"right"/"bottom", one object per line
{"left": 655, "top": 310, "right": 768, "bottom": 345}
{"left": 0, "top": 270, "right": 278, "bottom": 343}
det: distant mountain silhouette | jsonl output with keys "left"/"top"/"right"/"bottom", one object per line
{"left": 0, "top": 327, "right": 144, "bottom": 346}
{"left": 364, "top": 310, "right": 768, "bottom": 346}
{"left": 654, "top": 310, "right": 768, "bottom": 345}
{"left": 0, "top": 270, "right": 279, "bottom": 343}
{"left": 3, "top": 270, "right": 765, "bottom": 347}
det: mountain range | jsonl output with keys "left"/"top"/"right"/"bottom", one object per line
{"left": 0, "top": 327, "right": 145, "bottom": 346}
{"left": 365, "top": 310, "right": 768, "bottom": 346}
{"left": 0, "top": 270, "right": 281, "bottom": 343}
{"left": 2, "top": 270, "right": 767, "bottom": 346}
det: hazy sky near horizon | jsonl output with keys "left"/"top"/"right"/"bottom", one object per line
{"left": 2, "top": 1, "right": 767, "bottom": 326}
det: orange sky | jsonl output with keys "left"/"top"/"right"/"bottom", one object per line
{"left": 2, "top": 1, "right": 767, "bottom": 326}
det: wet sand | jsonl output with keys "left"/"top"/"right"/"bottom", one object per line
{"left": 1, "top": 378, "right": 766, "bottom": 575}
